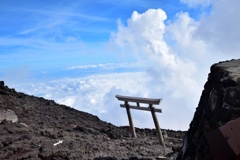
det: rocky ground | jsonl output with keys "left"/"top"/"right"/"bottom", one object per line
{"left": 0, "top": 81, "right": 184, "bottom": 160}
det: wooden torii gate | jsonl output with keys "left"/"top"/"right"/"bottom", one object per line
{"left": 115, "top": 95, "right": 165, "bottom": 148}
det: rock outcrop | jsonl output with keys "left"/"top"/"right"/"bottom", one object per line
{"left": 178, "top": 59, "right": 240, "bottom": 160}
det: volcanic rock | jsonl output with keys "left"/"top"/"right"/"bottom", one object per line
{"left": 178, "top": 59, "right": 240, "bottom": 160}
{"left": 0, "top": 81, "right": 184, "bottom": 160}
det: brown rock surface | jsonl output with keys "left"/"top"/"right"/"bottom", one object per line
{"left": 0, "top": 81, "right": 184, "bottom": 160}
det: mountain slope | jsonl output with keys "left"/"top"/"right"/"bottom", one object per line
{"left": 0, "top": 81, "right": 183, "bottom": 160}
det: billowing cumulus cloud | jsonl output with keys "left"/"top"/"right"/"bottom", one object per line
{"left": 111, "top": 9, "right": 173, "bottom": 65}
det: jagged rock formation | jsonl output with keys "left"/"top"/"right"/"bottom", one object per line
{"left": 178, "top": 59, "right": 240, "bottom": 160}
{"left": 0, "top": 81, "right": 184, "bottom": 160}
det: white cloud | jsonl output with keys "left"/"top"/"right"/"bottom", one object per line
{"left": 111, "top": 9, "right": 173, "bottom": 65}
{"left": 111, "top": 9, "right": 202, "bottom": 103}
{"left": 13, "top": 72, "right": 159, "bottom": 127}
{"left": 58, "top": 96, "right": 77, "bottom": 106}
{"left": 65, "top": 63, "right": 119, "bottom": 70}
{"left": 166, "top": 12, "right": 206, "bottom": 58}
{"left": 66, "top": 64, "right": 98, "bottom": 70}
{"left": 195, "top": 0, "right": 240, "bottom": 57}
{"left": 65, "top": 62, "right": 145, "bottom": 71}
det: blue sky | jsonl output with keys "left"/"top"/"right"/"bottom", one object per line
{"left": 1, "top": 0, "right": 240, "bottom": 130}
{"left": 0, "top": 0, "right": 203, "bottom": 70}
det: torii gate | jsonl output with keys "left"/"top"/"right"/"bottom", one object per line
{"left": 115, "top": 95, "right": 165, "bottom": 148}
